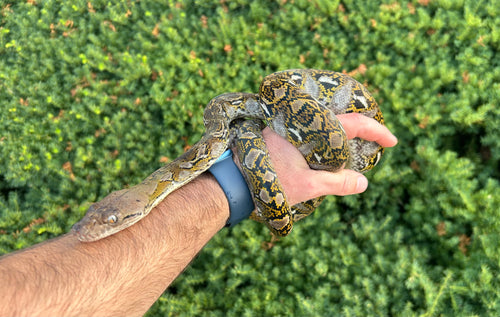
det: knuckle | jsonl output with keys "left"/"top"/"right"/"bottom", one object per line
{"left": 340, "top": 174, "right": 354, "bottom": 196}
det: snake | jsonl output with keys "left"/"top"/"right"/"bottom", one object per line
{"left": 72, "top": 69, "right": 384, "bottom": 242}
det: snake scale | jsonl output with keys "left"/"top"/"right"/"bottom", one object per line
{"left": 72, "top": 69, "right": 384, "bottom": 242}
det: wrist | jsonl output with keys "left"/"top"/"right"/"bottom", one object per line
{"left": 180, "top": 174, "right": 230, "bottom": 231}
{"left": 208, "top": 149, "right": 255, "bottom": 227}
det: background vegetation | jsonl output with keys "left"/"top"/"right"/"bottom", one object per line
{"left": 1, "top": 0, "right": 499, "bottom": 315}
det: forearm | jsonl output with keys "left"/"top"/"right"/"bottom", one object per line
{"left": 0, "top": 174, "right": 228, "bottom": 316}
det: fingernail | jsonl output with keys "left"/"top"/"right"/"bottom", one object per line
{"left": 391, "top": 134, "right": 399, "bottom": 145}
{"left": 356, "top": 176, "right": 368, "bottom": 192}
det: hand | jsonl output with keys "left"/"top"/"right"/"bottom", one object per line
{"left": 261, "top": 113, "right": 398, "bottom": 205}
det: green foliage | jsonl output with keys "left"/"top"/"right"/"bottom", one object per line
{"left": 1, "top": 0, "right": 499, "bottom": 315}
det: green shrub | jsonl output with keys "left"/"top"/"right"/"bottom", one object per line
{"left": 1, "top": 0, "right": 498, "bottom": 315}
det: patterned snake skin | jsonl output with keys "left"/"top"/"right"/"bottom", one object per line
{"left": 72, "top": 69, "right": 384, "bottom": 242}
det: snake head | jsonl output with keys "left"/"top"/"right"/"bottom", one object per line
{"left": 346, "top": 138, "right": 385, "bottom": 173}
{"left": 72, "top": 188, "right": 149, "bottom": 242}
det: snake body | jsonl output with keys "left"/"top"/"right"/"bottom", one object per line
{"left": 72, "top": 69, "right": 384, "bottom": 242}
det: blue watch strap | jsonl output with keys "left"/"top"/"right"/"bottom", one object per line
{"left": 208, "top": 149, "right": 255, "bottom": 227}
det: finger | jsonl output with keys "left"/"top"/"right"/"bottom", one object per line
{"left": 337, "top": 113, "right": 398, "bottom": 148}
{"left": 310, "top": 168, "right": 368, "bottom": 198}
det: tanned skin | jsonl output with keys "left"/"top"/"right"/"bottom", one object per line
{"left": 0, "top": 114, "right": 397, "bottom": 316}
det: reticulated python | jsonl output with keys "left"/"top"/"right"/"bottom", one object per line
{"left": 72, "top": 69, "right": 384, "bottom": 242}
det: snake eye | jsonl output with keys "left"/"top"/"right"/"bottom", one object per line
{"left": 107, "top": 215, "right": 118, "bottom": 224}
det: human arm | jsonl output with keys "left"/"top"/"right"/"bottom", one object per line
{"left": 0, "top": 174, "right": 229, "bottom": 317}
{"left": 0, "top": 113, "right": 397, "bottom": 316}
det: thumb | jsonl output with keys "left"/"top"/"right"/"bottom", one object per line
{"left": 310, "top": 169, "right": 368, "bottom": 198}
